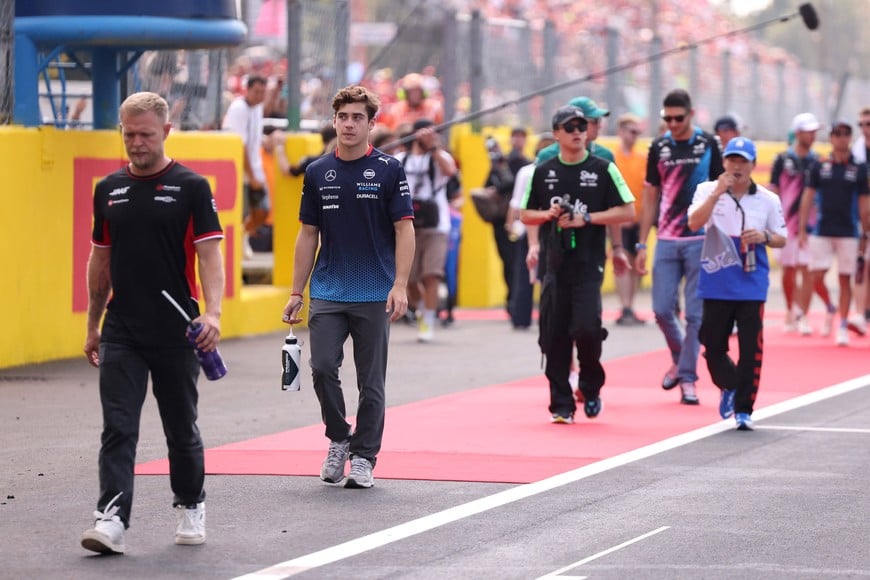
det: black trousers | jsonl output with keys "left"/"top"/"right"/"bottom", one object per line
{"left": 492, "top": 217, "right": 516, "bottom": 307}
{"left": 699, "top": 299, "right": 764, "bottom": 415}
{"left": 308, "top": 299, "right": 390, "bottom": 466}
{"left": 508, "top": 234, "right": 534, "bottom": 328}
{"left": 97, "top": 342, "right": 204, "bottom": 527}
{"left": 541, "top": 271, "right": 606, "bottom": 417}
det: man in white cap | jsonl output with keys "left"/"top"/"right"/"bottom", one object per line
{"left": 768, "top": 112, "right": 836, "bottom": 335}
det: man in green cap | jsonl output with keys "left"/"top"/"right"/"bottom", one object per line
{"left": 536, "top": 96, "right": 614, "bottom": 164}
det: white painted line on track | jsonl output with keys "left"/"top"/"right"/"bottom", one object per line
{"left": 534, "top": 526, "right": 670, "bottom": 579}
{"left": 230, "top": 374, "right": 870, "bottom": 580}
{"left": 757, "top": 425, "right": 870, "bottom": 434}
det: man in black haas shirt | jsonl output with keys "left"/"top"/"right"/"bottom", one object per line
{"left": 81, "top": 92, "right": 225, "bottom": 555}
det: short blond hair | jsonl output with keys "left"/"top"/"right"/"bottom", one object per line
{"left": 120, "top": 92, "right": 169, "bottom": 123}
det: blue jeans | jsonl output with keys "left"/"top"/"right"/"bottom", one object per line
{"left": 651, "top": 238, "right": 703, "bottom": 384}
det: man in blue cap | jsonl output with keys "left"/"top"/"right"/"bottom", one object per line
{"left": 688, "top": 137, "right": 787, "bottom": 430}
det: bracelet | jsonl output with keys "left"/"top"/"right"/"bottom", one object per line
{"left": 635, "top": 242, "right": 647, "bottom": 251}
{"left": 290, "top": 292, "right": 303, "bottom": 298}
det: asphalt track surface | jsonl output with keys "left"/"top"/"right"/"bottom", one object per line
{"left": 2, "top": 287, "right": 869, "bottom": 580}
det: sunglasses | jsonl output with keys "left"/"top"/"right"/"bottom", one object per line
{"left": 560, "top": 123, "right": 588, "bottom": 133}
{"left": 662, "top": 114, "right": 686, "bottom": 123}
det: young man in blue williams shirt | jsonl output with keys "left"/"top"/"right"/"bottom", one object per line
{"left": 688, "top": 137, "right": 787, "bottom": 431}
{"left": 282, "top": 85, "right": 416, "bottom": 488}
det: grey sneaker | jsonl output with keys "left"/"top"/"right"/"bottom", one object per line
{"left": 175, "top": 502, "right": 206, "bottom": 545}
{"left": 320, "top": 439, "right": 350, "bottom": 483}
{"left": 345, "top": 456, "right": 374, "bottom": 489}
{"left": 679, "top": 381, "right": 699, "bottom": 405}
{"left": 81, "top": 492, "right": 125, "bottom": 554}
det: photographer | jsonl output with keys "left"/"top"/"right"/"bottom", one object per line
{"left": 395, "top": 118, "right": 457, "bottom": 342}
{"left": 520, "top": 106, "right": 635, "bottom": 424}
{"left": 484, "top": 135, "right": 526, "bottom": 317}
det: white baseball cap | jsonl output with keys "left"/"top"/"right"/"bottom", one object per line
{"left": 791, "top": 113, "right": 821, "bottom": 133}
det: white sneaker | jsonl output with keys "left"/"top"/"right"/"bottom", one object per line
{"left": 175, "top": 502, "right": 206, "bottom": 545}
{"left": 783, "top": 310, "right": 797, "bottom": 332}
{"left": 345, "top": 456, "right": 374, "bottom": 489}
{"left": 822, "top": 310, "right": 835, "bottom": 336}
{"left": 417, "top": 317, "right": 434, "bottom": 343}
{"left": 81, "top": 492, "right": 125, "bottom": 554}
{"left": 847, "top": 316, "right": 867, "bottom": 337}
{"left": 836, "top": 327, "right": 849, "bottom": 347}
{"left": 798, "top": 316, "right": 812, "bottom": 336}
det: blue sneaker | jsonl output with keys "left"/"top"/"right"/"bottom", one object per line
{"left": 584, "top": 397, "right": 603, "bottom": 419}
{"left": 735, "top": 413, "right": 754, "bottom": 431}
{"left": 719, "top": 389, "right": 736, "bottom": 419}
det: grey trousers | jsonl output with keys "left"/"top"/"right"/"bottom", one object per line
{"left": 308, "top": 299, "right": 391, "bottom": 466}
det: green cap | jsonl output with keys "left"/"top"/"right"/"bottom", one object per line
{"left": 568, "top": 96, "right": 610, "bottom": 119}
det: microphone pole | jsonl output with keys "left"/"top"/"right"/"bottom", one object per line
{"left": 381, "top": 3, "right": 820, "bottom": 150}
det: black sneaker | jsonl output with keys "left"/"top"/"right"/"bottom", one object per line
{"left": 583, "top": 397, "right": 603, "bottom": 418}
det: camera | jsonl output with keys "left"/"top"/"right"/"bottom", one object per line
{"left": 553, "top": 194, "right": 574, "bottom": 219}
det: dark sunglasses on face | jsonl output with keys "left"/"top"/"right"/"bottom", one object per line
{"left": 561, "top": 122, "right": 588, "bottom": 133}
{"left": 662, "top": 114, "right": 686, "bottom": 123}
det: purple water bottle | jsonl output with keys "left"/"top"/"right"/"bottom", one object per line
{"left": 186, "top": 322, "right": 228, "bottom": 381}
{"left": 162, "top": 290, "right": 228, "bottom": 381}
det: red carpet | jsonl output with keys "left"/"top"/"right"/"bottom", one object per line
{"left": 137, "top": 311, "right": 870, "bottom": 484}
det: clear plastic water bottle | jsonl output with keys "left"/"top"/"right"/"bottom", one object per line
{"left": 281, "top": 331, "right": 301, "bottom": 391}
{"left": 186, "top": 322, "right": 228, "bottom": 381}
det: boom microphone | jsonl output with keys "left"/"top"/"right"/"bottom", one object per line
{"left": 799, "top": 3, "right": 819, "bottom": 31}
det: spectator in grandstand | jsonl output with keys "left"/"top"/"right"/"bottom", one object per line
{"left": 635, "top": 89, "right": 723, "bottom": 406}
{"left": 799, "top": 120, "right": 870, "bottom": 346}
{"left": 222, "top": 75, "right": 269, "bottom": 260}
{"left": 388, "top": 73, "right": 445, "bottom": 130}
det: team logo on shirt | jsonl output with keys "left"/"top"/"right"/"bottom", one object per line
{"left": 579, "top": 170, "right": 599, "bottom": 187}
{"left": 154, "top": 195, "right": 177, "bottom": 203}
{"left": 325, "top": 170, "right": 337, "bottom": 182}
{"left": 363, "top": 169, "right": 376, "bottom": 179}
{"left": 108, "top": 186, "right": 130, "bottom": 196}
{"left": 156, "top": 184, "right": 181, "bottom": 192}
{"left": 377, "top": 156, "right": 391, "bottom": 165}
{"left": 659, "top": 146, "right": 672, "bottom": 161}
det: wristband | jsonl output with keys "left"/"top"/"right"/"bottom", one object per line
{"left": 290, "top": 292, "right": 303, "bottom": 298}
{"left": 635, "top": 242, "right": 647, "bottom": 251}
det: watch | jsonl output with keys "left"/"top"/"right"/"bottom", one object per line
{"left": 582, "top": 211, "right": 592, "bottom": 225}
{"left": 635, "top": 242, "right": 647, "bottom": 251}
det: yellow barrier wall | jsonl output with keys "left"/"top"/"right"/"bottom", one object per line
{"left": 0, "top": 123, "right": 824, "bottom": 368}
{"left": 0, "top": 127, "right": 293, "bottom": 369}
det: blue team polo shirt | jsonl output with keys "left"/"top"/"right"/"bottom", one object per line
{"left": 807, "top": 155, "right": 869, "bottom": 238}
{"left": 300, "top": 145, "right": 413, "bottom": 302}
